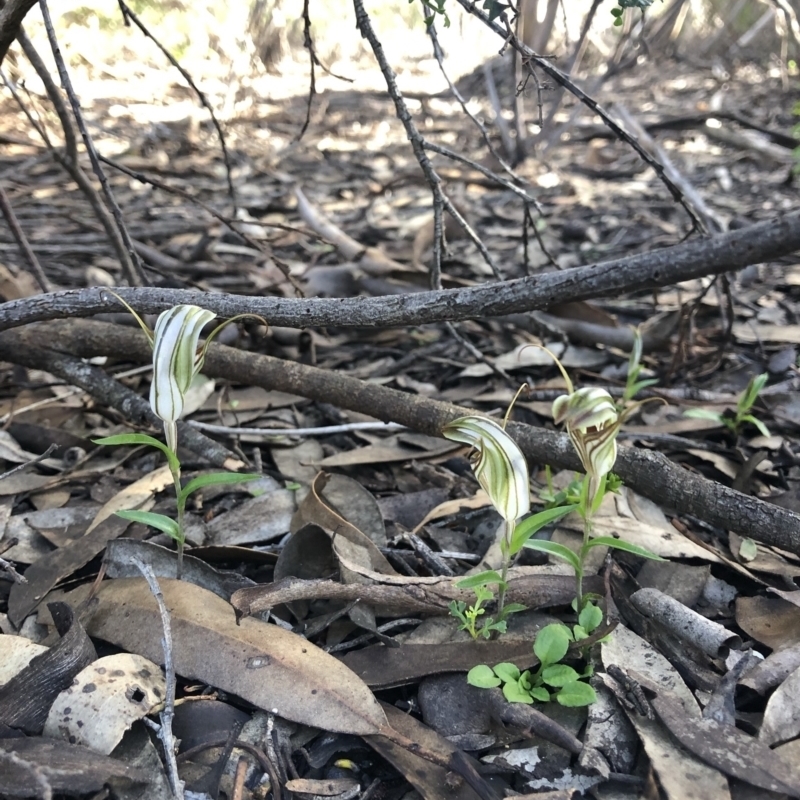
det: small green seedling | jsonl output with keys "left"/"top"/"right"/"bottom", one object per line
{"left": 450, "top": 504, "right": 577, "bottom": 640}
{"left": 685, "top": 373, "right": 770, "bottom": 437}
{"left": 467, "top": 621, "right": 598, "bottom": 707}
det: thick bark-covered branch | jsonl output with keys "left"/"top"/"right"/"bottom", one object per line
{"left": 7, "top": 318, "right": 799, "bottom": 555}
{"left": 0, "top": 212, "right": 798, "bottom": 332}
{"left": 0, "top": 0, "right": 37, "bottom": 65}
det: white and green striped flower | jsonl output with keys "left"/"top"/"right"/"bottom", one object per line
{"left": 149, "top": 305, "right": 217, "bottom": 451}
{"left": 442, "top": 416, "right": 530, "bottom": 523}
{"left": 552, "top": 387, "right": 619, "bottom": 492}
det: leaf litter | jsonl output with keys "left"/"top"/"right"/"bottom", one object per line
{"left": 1, "top": 6, "right": 800, "bottom": 799}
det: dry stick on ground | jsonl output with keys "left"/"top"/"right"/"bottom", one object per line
{"left": 13, "top": 29, "right": 139, "bottom": 285}
{"left": 0, "top": 335, "right": 243, "bottom": 470}
{"left": 37, "top": 0, "right": 148, "bottom": 287}
{"left": 114, "top": 0, "right": 238, "bottom": 213}
{"left": 131, "top": 558, "right": 184, "bottom": 800}
{"left": 455, "top": 0, "right": 705, "bottom": 233}
{"left": 15, "top": 317, "right": 800, "bottom": 554}
{"left": 0, "top": 210, "right": 797, "bottom": 331}
{"left": 0, "top": 184, "right": 51, "bottom": 292}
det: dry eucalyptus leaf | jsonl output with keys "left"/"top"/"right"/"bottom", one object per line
{"left": 44, "top": 653, "right": 166, "bottom": 754}
{"left": 758, "top": 662, "right": 800, "bottom": 747}
{"left": 80, "top": 578, "right": 388, "bottom": 736}
{"left": 602, "top": 625, "right": 731, "bottom": 800}
{"left": 8, "top": 467, "right": 172, "bottom": 626}
{"left": 0, "top": 737, "right": 148, "bottom": 796}
{"left": 0, "top": 635, "right": 48, "bottom": 684}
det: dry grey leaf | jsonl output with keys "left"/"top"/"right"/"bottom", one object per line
{"left": 79, "top": 577, "right": 388, "bottom": 736}
{"left": 44, "top": 653, "right": 165, "bottom": 754}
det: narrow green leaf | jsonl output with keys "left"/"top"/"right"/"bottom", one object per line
{"left": 739, "top": 414, "right": 770, "bottom": 437}
{"left": 456, "top": 570, "right": 506, "bottom": 590}
{"left": 179, "top": 472, "right": 261, "bottom": 503}
{"left": 502, "top": 680, "right": 533, "bottom": 704}
{"left": 522, "top": 539, "right": 582, "bottom": 573}
{"left": 556, "top": 681, "right": 596, "bottom": 707}
{"left": 493, "top": 663, "right": 520, "bottom": 683}
{"left": 500, "top": 603, "right": 527, "bottom": 616}
{"left": 533, "top": 624, "right": 570, "bottom": 666}
{"left": 115, "top": 510, "right": 181, "bottom": 541}
{"left": 94, "top": 434, "right": 179, "bottom": 472}
{"left": 586, "top": 536, "right": 666, "bottom": 561}
{"left": 542, "top": 664, "right": 580, "bottom": 687}
{"left": 467, "top": 665, "right": 501, "bottom": 688}
{"left": 509, "top": 504, "right": 578, "bottom": 554}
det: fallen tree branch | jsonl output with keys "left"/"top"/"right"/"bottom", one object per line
{"left": 0, "top": 334, "right": 244, "bottom": 470}
{"left": 7, "top": 318, "right": 800, "bottom": 554}
{"left": 0, "top": 211, "right": 798, "bottom": 332}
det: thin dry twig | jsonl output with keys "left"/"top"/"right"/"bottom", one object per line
{"left": 0, "top": 184, "right": 51, "bottom": 292}
{"left": 454, "top": 0, "right": 705, "bottom": 232}
{"left": 37, "top": 0, "right": 148, "bottom": 286}
{"left": 7, "top": 31, "right": 136, "bottom": 281}
{"left": 352, "top": 0, "right": 503, "bottom": 284}
{"left": 114, "top": 0, "right": 238, "bottom": 213}
{"left": 131, "top": 557, "right": 184, "bottom": 800}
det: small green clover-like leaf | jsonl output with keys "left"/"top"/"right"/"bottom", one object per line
{"left": 493, "top": 663, "right": 521, "bottom": 683}
{"left": 573, "top": 625, "right": 589, "bottom": 641}
{"left": 586, "top": 536, "right": 666, "bottom": 561}
{"left": 738, "top": 537, "right": 758, "bottom": 562}
{"left": 533, "top": 624, "right": 571, "bottom": 666}
{"left": 530, "top": 686, "right": 551, "bottom": 702}
{"left": 542, "top": 664, "right": 581, "bottom": 687}
{"left": 503, "top": 679, "right": 533, "bottom": 704}
{"left": 500, "top": 602, "right": 527, "bottom": 617}
{"left": 578, "top": 602, "right": 603, "bottom": 635}
{"left": 115, "top": 510, "right": 181, "bottom": 541}
{"left": 556, "top": 680, "right": 597, "bottom": 707}
{"left": 467, "top": 665, "right": 501, "bottom": 688}
{"left": 519, "top": 670, "right": 532, "bottom": 690}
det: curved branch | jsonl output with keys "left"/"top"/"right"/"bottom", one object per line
{"left": 0, "top": 211, "right": 797, "bottom": 331}
{"left": 7, "top": 318, "right": 800, "bottom": 554}
{"left": 0, "top": 0, "right": 37, "bottom": 65}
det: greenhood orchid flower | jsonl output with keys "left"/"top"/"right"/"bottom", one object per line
{"left": 150, "top": 305, "right": 217, "bottom": 452}
{"left": 552, "top": 387, "right": 620, "bottom": 494}
{"left": 442, "top": 415, "right": 530, "bottom": 523}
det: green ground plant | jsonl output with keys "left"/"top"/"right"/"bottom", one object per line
{"left": 684, "top": 373, "right": 770, "bottom": 437}
{"left": 467, "top": 614, "right": 602, "bottom": 707}
{"left": 95, "top": 302, "right": 261, "bottom": 576}
{"left": 444, "top": 330, "right": 663, "bottom": 641}
{"left": 524, "top": 332, "right": 665, "bottom": 609}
